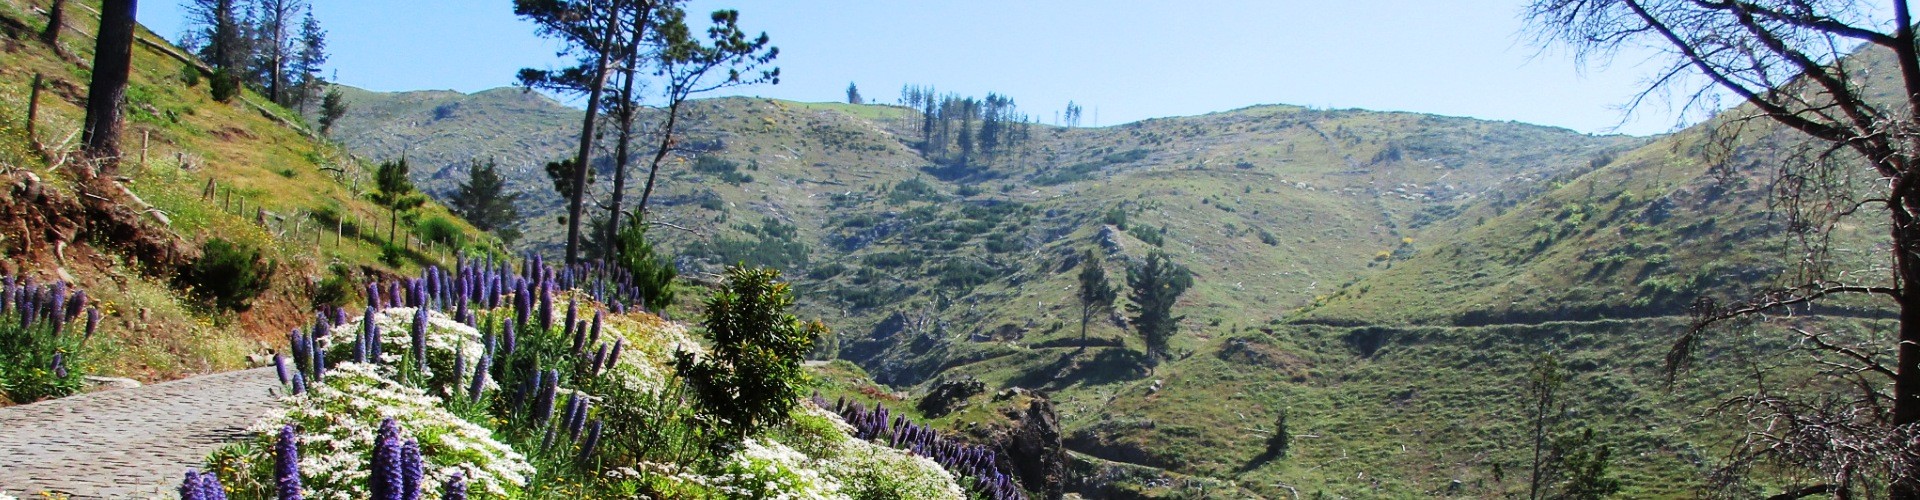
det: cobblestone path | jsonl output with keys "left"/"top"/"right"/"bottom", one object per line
{"left": 0, "top": 368, "right": 280, "bottom": 499}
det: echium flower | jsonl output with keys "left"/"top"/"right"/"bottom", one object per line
{"left": 468, "top": 355, "right": 490, "bottom": 404}
{"left": 576, "top": 420, "right": 604, "bottom": 465}
{"left": 84, "top": 307, "right": 100, "bottom": 341}
{"left": 441, "top": 473, "right": 467, "bottom": 500}
{"left": 400, "top": 439, "right": 423, "bottom": 500}
{"left": 370, "top": 418, "right": 405, "bottom": 500}
{"left": 290, "top": 371, "right": 307, "bottom": 396}
{"left": 51, "top": 352, "right": 66, "bottom": 378}
{"left": 276, "top": 424, "right": 304, "bottom": 500}
{"left": 533, "top": 369, "right": 560, "bottom": 424}
{"left": 570, "top": 319, "right": 586, "bottom": 354}
{"left": 588, "top": 310, "right": 603, "bottom": 350}
{"left": 606, "top": 339, "right": 623, "bottom": 368}
{"left": 538, "top": 286, "right": 553, "bottom": 333}
{"left": 274, "top": 354, "right": 290, "bottom": 387}
{"left": 412, "top": 307, "right": 429, "bottom": 375}
{"left": 452, "top": 348, "right": 467, "bottom": 393}
{"left": 563, "top": 298, "right": 577, "bottom": 340}
{"left": 501, "top": 321, "right": 516, "bottom": 357}
{"left": 178, "top": 470, "right": 228, "bottom": 500}
{"left": 368, "top": 282, "right": 383, "bottom": 309}
{"left": 66, "top": 289, "right": 85, "bottom": 321}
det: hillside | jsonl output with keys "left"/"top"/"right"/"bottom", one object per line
{"left": 330, "top": 82, "right": 1825, "bottom": 496}
{"left": 0, "top": 0, "right": 489, "bottom": 388}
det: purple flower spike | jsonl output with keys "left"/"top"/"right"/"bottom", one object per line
{"left": 607, "top": 339, "right": 624, "bottom": 368}
{"left": 534, "top": 369, "right": 560, "bottom": 424}
{"left": 371, "top": 419, "right": 404, "bottom": 500}
{"left": 274, "top": 354, "right": 290, "bottom": 387}
{"left": 291, "top": 372, "right": 307, "bottom": 396}
{"left": 367, "top": 283, "right": 382, "bottom": 308}
{"left": 51, "top": 352, "right": 66, "bottom": 378}
{"left": 84, "top": 307, "right": 100, "bottom": 341}
{"left": 468, "top": 355, "right": 490, "bottom": 404}
{"left": 66, "top": 289, "right": 86, "bottom": 321}
{"left": 539, "top": 287, "right": 553, "bottom": 333}
{"left": 179, "top": 470, "right": 229, "bottom": 500}
{"left": 589, "top": 344, "right": 608, "bottom": 376}
{"left": 411, "top": 308, "right": 429, "bottom": 375}
{"left": 276, "top": 424, "right": 304, "bottom": 500}
{"left": 576, "top": 420, "right": 604, "bottom": 464}
{"left": 570, "top": 319, "right": 587, "bottom": 354}
{"left": 400, "top": 439, "right": 423, "bottom": 500}
{"left": 502, "top": 322, "right": 517, "bottom": 357}
{"left": 312, "top": 341, "right": 327, "bottom": 379}
{"left": 441, "top": 473, "right": 467, "bottom": 500}
{"left": 589, "top": 310, "right": 603, "bottom": 346}
{"left": 564, "top": 298, "right": 578, "bottom": 337}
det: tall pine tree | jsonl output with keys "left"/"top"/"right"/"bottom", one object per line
{"left": 1126, "top": 250, "right": 1191, "bottom": 368}
{"left": 448, "top": 158, "right": 522, "bottom": 244}
{"left": 1077, "top": 248, "right": 1115, "bottom": 346}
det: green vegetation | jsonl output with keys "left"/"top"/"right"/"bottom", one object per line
{"left": 182, "top": 237, "right": 277, "bottom": 313}
{"left": 677, "top": 266, "right": 827, "bottom": 442}
{"left": 1126, "top": 251, "right": 1192, "bottom": 368}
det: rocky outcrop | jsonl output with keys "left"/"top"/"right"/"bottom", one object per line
{"left": 974, "top": 390, "right": 1068, "bottom": 500}
{"left": 917, "top": 376, "right": 986, "bottom": 418}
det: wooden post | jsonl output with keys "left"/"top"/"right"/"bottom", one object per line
{"left": 26, "top": 74, "right": 41, "bottom": 141}
{"left": 139, "top": 130, "right": 148, "bottom": 172}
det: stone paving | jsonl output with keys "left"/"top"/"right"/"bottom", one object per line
{"left": 0, "top": 368, "right": 281, "bottom": 499}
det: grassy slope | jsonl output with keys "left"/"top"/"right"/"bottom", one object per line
{"left": 0, "top": 0, "right": 487, "bottom": 385}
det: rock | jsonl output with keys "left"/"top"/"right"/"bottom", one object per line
{"left": 993, "top": 397, "right": 1068, "bottom": 500}
{"left": 917, "top": 376, "right": 986, "bottom": 418}
{"left": 83, "top": 376, "right": 141, "bottom": 391}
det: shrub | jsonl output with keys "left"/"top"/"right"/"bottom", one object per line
{"left": 184, "top": 237, "right": 277, "bottom": 312}
{"left": 416, "top": 216, "right": 465, "bottom": 249}
{"left": 613, "top": 219, "right": 677, "bottom": 311}
{"left": 312, "top": 262, "right": 356, "bottom": 309}
{"left": 209, "top": 68, "right": 241, "bottom": 102}
{"left": 675, "top": 266, "right": 826, "bottom": 442}
{"left": 380, "top": 243, "right": 406, "bottom": 267}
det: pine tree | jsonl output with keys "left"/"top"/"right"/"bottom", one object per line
{"left": 846, "top": 82, "right": 862, "bottom": 104}
{"left": 370, "top": 159, "right": 426, "bottom": 246}
{"left": 289, "top": 7, "right": 327, "bottom": 112}
{"left": 1126, "top": 251, "right": 1191, "bottom": 368}
{"left": 317, "top": 87, "right": 346, "bottom": 135}
{"left": 447, "top": 158, "right": 522, "bottom": 244}
{"left": 1077, "top": 249, "right": 1115, "bottom": 345}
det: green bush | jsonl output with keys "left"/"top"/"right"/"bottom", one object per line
{"left": 183, "top": 237, "right": 277, "bottom": 312}
{"left": 675, "top": 266, "right": 826, "bottom": 443}
{"left": 311, "top": 262, "right": 356, "bottom": 309}
{"left": 614, "top": 218, "right": 678, "bottom": 311}
{"left": 209, "top": 68, "right": 241, "bottom": 102}
{"left": 415, "top": 215, "right": 465, "bottom": 248}
{"left": 378, "top": 243, "right": 405, "bottom": 268}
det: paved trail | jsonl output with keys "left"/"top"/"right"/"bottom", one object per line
{"left": 0, "top": 368, "right": 280, "bottom": 499}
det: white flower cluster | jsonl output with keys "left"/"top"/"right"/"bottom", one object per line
{"left": 323, "top": 308, "right": 494, "bottom": 393}
{"left": 709, "top": 437, "right": 844, "bottom": 500}
{"left": 249, "top": 362, "right": 532, "bottom": 499}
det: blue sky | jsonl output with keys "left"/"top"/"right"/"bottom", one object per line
{"left": 138, "top": 1, "right": 1688, "bottom": 136}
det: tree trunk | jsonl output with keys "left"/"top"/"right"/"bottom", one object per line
{"left": 635, "top": 97, "right": 685, "bottom": 219}
{"left": 602, "top": 13, "right": 650, "bottom": 262}
{"left": 565, "top": 58, "right": 610, "bottom": 265}
{"left": 1894, "top": 220, "right": 1920, "bottom": 499}
{"left": 40, "top": 0, "right": 64, "bottom": 46}
{"left": 82, "top": 0, "right": 138, "bottom": 174}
